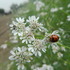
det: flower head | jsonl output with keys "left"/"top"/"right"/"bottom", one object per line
{"left": 28, "top": 39, "right": 46, "bottom": 56}
{"left": 10, "top": 17, "right": 26, "bottom": 36}
{"left": 21, "top": 27, "right": 35, "bottom": 44}
{"left": 27, "top": 16, "right": 47, "bottom": 32}
{"left": 27, "top": 16, "right": 39, "bottom": 24}
{"left": 9, "top": 46, "right": 33, "bottom": 70}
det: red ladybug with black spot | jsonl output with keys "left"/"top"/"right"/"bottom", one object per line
{"left": 49, "top": 35, "right": 59, "bottom": 42}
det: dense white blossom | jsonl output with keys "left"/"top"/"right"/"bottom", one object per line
{"left": 9, "top": 46, "right": 33, "bottom": 70}
{"left": 27, "top": 16, "right": 47, "bottom": 32}
{"left": 16, "top": 17, "right": 25, "bottom": 23}
{"left": 21, "top": 27, "right": 35, "bottom": 44}
{"left": 28, "top": 39, "right": 46, "bottom": 56}
{"left": 27, "top": 16, "right": 39, "bottom": 24}
{"left": 10, "top": 17, "right": 26, "bottom": 36}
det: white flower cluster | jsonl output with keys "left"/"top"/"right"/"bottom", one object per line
{"left": 9, "top": 16, "right": 65, "bottom": 70}
{"left": 67, "top": 15, "right": 70, "bottom": 21}
{"left": 34, "top": 1, "right": 45, "bottom": 11}
{"left": 51, "top": 43, "right": 65, "bottom": 59}
{"left": 9, "top": 46, "right": 33, "bottom": 70}
{"left": 10, "top": 17, "right": 25, "bottom": 36}
{"left": 10, "top": 16, "right": 48, "bottom": 56}
{"left": 31, "top": 64, "right": 54, "bottom": 70}
{"left": 50, "top": 7, "right": 63, "bottom": 13}
{"left": 28, "top": 39, "right": 46, "bottom": 56}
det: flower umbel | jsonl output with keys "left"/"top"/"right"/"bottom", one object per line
{"left": 9, "top": 15, "right": 64, "bottom": 70}
{"left": 9, "top": 46, "right": 32, "bottom": 70}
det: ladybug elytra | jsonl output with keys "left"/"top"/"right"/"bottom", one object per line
{"left": 49, "top": 35, "right": 59, "bottom": 42}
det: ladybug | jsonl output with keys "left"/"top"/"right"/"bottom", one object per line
{"left": 49, "top": 35, "right": 59, "bottom": 42}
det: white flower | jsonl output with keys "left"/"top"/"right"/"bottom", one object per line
{"left": 16, "top": 17, "right": 25, "bottom": 23}
{"left": 21, "top": 27, "right": 35, "bottom": 44}
{"left": 27, "top": 16, "right": 39, "bottom": 24}
{"left": 9, "top": 21, "right": 17, "bottom": 30}
{"left": 17, "top": 64, "right": 25, "bottom": 70}
{"left": 50, "top": 8, "right": 58, "bottom": 12}
{"left": 46, "top": 65, "right": 54, "bottom": 70}
{"left": 59, "top": 7, "right": 63, "bottom": 10}
{"left": 39, "top": 12, "right": 47, "bottom": 16}
{"left": 34, "top": 1, "right": 45, "bottom": 11}
{"left": 57, "top": 52, "right": 63, "bottom": 58}
{"left": 27, "top": 16, "right": 47, "bottom": 32}
{"left": 52, "top": 43, "right": 60, "bottom": 54}
{"left": 51, "top": 30, "right": 60, "bottom": 36}
{"left": 61, "top": 47, "right": 66, "bottom": 51}
{"left": 9, "top": 46, "right": 33, "bottom": 70}
{"left": 53, "top": 62, "right": 58, "bottom": 66}
{"left": 60, "top": 22, "right": 63, "bottom": 24}
{"left": 9, "top": 46, "right": 32, "bottom": 61}
{"left": 31, "top": 64, "right": 54, "bottom": 70}
{"left": 10, "top": 17, "right": 26, "bottom": 36}
{"left": 67, "top": 15, "right": 70, "bottom": 21}
{"left": 28, "top": 39, "right": 46, "bottom": 56}
{"left": 0, "top": 44, "right": 7, "bottom": 49}
{"left": 12, "top": 30, "right": 24, "bottom": 36}
{"left": 67, "top": 3, "right": 70, "bottom": 8}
